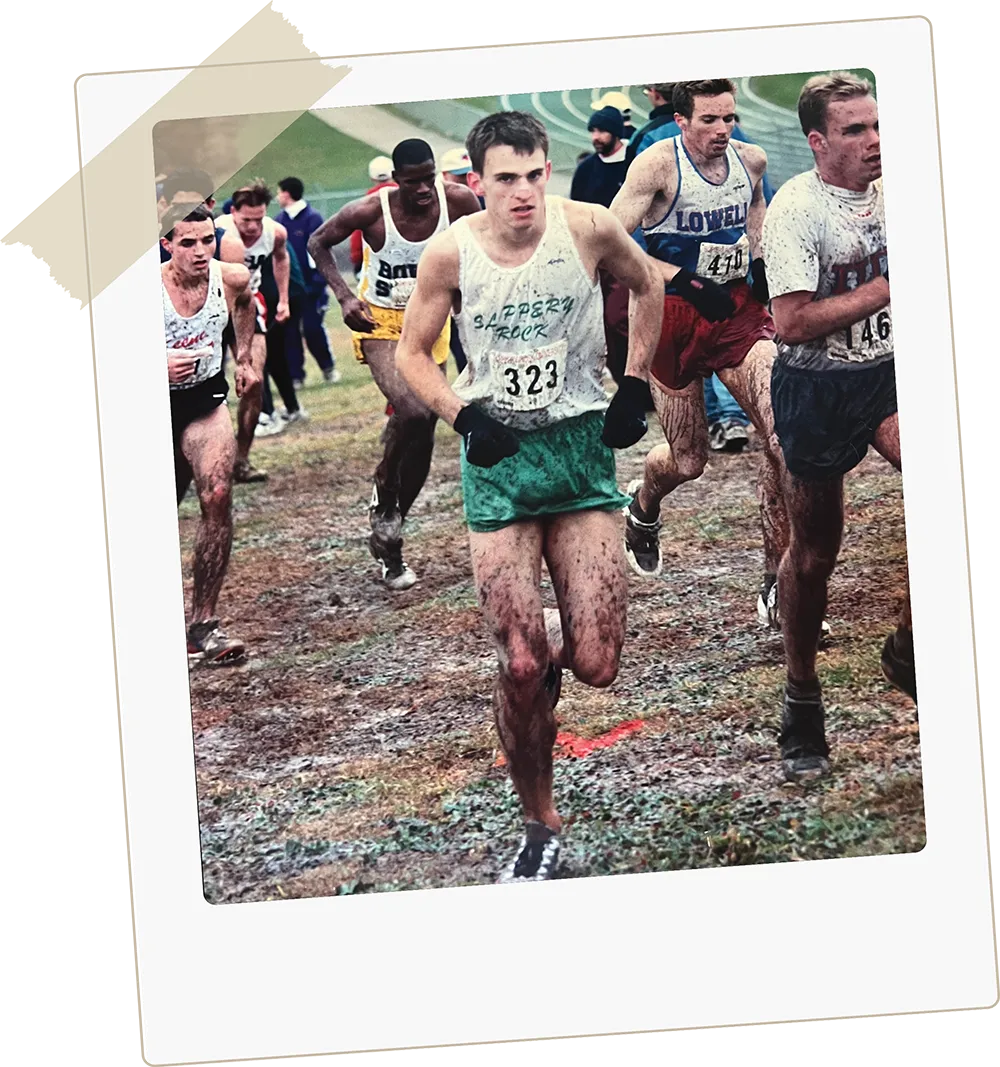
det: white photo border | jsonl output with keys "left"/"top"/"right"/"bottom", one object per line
{"left": 75, "top": 16, "right": 997, "bottom": 1066}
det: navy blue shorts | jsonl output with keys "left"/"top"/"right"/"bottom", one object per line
{"left": 170, "top": 371, "right": 229, "bottom": 448}
{"left": 771, "top": 358, "right": 898, "bottom": 481}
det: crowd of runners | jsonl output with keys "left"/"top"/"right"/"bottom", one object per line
{"left": 160, "top": 74, "right": 915, "bottom": 885}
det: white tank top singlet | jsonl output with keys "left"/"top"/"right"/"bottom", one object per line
{"left": 358, "top": 180, "right": 449, "bottom": 310}
{"left": 218, "top": 213, "right": 276, "bottom": 293}
{"left": 452, "top": 196, "right": 607, "bottom": 432}
{"left": 162, "top": 259, "right": 229, "bottom": 390}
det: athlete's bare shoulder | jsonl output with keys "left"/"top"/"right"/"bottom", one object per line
{"left": 418, "top": 227, "right": 462, "bottom": 290}
{"left": 561, "top": 197, "right": 613, "bottom": 241}
{"left": 219, "top": 229, "right": 245, "bottom": 263}
{"left": 220, "top": 261, "right": 251, "bottom": 290}
{"left": 444, "top": 181, "right": 482, "bottom": 220}
{"left": 733, "top": 139, "right": 767, "bottom": 179}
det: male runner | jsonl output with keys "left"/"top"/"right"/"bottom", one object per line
{"left": 161, "top": 203, "right": 258, "bottom": 664}
{"left": 396, "top": 112, "right": 662, "bottom": 883}
{"left": 610, "top": 78, "right": 789, "bottom": 629}
{"left": 308, "top": 139, "right": 481, "bottom": 591}
{"left": 218, "top": 181, "right": 292, "bottom": 482}
{"left": 762, "top": 73, "right": 914, "bottom": 781}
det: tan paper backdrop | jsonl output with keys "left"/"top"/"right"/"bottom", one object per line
{"left": 3, "top": 2, "right": 994, "bottom": 1067}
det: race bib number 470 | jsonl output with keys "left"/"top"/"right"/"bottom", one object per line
{"left": 489, "top": 340, "right": 567, "bottom": 411}
{"left": 827, "top": 305, "right": 893, "bottom": 363}
{"left": 695, "top": 233, "right": 751, "bottom": 285}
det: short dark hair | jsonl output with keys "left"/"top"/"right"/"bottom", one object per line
{"left": 392, "top": 139, "right": 434, "bottom": 172}
{"left": 161, "top": 202, "right": 214, "bottom": 242}
{"left": 798, "top": 72, "right": 873, "bottom": 136}
{"left": 672, "top": 79, "right": 737, "bottom": 120}
{"left": 231, "top": 179, "right": 272, "bottom": 211}
{"left": 161, "top": 168, "right": 215, "bottom": 204}
{"left": 644, "top": 83, "right": 675, "bottom": 106}
{"left": 278, "top": 176, "right": 304, "bottom": 201}
{"left": 466, "top": 111, "right": 549, "bottom": 175}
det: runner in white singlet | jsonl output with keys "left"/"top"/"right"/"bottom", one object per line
{"left": 396, "top": 112, "right": 663, "bottom": 883}
{"left": 219, "top": 181, "right": 292, "bottom": 483}
{"left": 308, "top": 139, "right": 481, "bottom": 591}
{"left": 761, "top": 73, "right": 914, "bottom": 782}
{"left": 160, "top": 203, "right": 258, "bottom": 666}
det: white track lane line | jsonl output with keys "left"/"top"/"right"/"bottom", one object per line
{"left": 738, "top": 76, "right": 796, "bottom": 116}
{"left": 562, "top": 90, "right": 591, "bottom": 124}
{"left": 531, "top": 90, "right": 588, "bottom": 138}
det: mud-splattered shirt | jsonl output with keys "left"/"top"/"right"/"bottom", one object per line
{"left": 762, "top": 169, "right": 891, "bottom": 373}
{"left": 451, "top": 196, "right": 607, "bottom": 432}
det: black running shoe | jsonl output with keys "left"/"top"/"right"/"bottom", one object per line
{"left": 368, "top": 484, "right": 416, "bottom": 590}
{"left": 187, "top": 618, "right": 246, "bottom": 667}
{"left": 778, "top": 687, "right": 831, "bottom": 782}
{"left": 498, "top": 821, "right": 561, "bottom": 884}
{"left": 881, "top": 629, "right": 917, "bottom": 704}
{"left": 623, "top": 478, "right": 662, "bottom": 577}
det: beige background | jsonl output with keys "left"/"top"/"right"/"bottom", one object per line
{"left": 3, "top": 2, "right": 994, "bottom": 1067}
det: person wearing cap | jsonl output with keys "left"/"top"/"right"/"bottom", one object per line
{"left": 350, "top": 156, "right": 397, "bottom": 275}
{"left": 441, "top": 147, "right": 484, "bottom": 209}
{"left": 570, "top": 106, "right": 628, "bottom": 209}
{"left": 599, "top": 90, "right": 636, "bottom": 141}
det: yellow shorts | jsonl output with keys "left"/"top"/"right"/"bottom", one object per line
{"left": 351, "top": 303, "right": 451, "bottom": 365}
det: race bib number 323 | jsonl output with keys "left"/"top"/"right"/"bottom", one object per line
{"left": 489, "top": 340, "right": 567, "bottom": 411}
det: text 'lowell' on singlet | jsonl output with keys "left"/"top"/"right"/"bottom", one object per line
{"left": 358, "top": 180, "right": 450, "bottom": 310}
{"left": 451, "top": 196, "right": 608, "bottom": 432}
{"left": 643, "top": 134, "right": 755, "bottom": 286}
{"left": 162, "top": 259, "right": 229, "bottom": 389}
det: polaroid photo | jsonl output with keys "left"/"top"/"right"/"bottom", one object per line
{"left": 69, "top": 13, "right": 995, "bottom": 1065}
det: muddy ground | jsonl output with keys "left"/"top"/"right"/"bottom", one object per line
{"left": 179, "top": 355, "right": 922, "bottom": 904}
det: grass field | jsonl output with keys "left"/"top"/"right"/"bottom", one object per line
{"left": 751, "top": 69, "right": 877, "bottom": 109}
{"left": 180, "top": 317, "right": 923, "bottom": 904}
{"left": 214, "top": 111, "right": 374, "bottom": 208}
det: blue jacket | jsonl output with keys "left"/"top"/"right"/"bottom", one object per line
{"left": 275, "top": 202, "right": 327, "bottom": 292}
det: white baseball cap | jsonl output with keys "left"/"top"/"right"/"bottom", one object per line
{"left": 440, "top": 148, "right": 472, "bottom": 175}
{"left": 599, "top": 91, "right": 633, "bottom": 114}
{"left": 368, "top": 155, "right": 393, "bottom": 181}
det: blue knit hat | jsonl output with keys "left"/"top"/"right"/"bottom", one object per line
{"left": 587, "top": 106, "right": 624, "bottom": 139}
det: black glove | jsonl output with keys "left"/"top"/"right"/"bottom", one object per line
{"left": 453, "top": 404, "right": 520, "bottom": 468}
{"left": 671, "top": 268, "right": 736, "bottom": 323}
{"left": 602, "top": 375, "right": 649, "bottom": 449}
{"left": 750, "top": 258, "right": 769, "bottom": 304}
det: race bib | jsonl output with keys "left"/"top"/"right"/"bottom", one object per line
{"left": 695, "top": 233, "right": 751, "bottom": 285}
{"left": 827, "top": 306, "right": 893, "bottom": 363}
{"left": 390, "top": 277, "right": 417, "bottom": 309}
{"left": 489, "top": 340, "right": 567, "bottom": 411}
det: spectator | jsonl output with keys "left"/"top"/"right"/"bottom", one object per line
{"left": 625, "top": 83, "right": 676, "bottom": 168}
{"left": 350, "top": 156, "right": 397, "bottom": 276}
{"left": 275, "top": 176, "right": 341, "bottom": 386}
{"left": 441, "top": 148, "right": 484, "bottom": 209}
{"left": 570, "top": 107, "right": 628, "bottom": 208}
{"left": 600, "top": 91, "right": 637, "bottom": 141}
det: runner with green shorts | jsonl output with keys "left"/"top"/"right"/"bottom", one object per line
{"left": 396, "top": 111, "right": 662, "bottom": 883}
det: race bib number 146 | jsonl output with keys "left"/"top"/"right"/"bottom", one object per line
{"left": 489, "top": 340, "right": 567, "bottom": 411}
{"left": 827, "top": 306, "right": 893, "bottom": 363}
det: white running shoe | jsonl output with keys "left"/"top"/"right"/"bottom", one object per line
{"left": 323, "top": 367, "right": 343, "bottom": 384}
{"left": 284, "top": 407, "right": 310, "bottom": 424}
{"left": 254, "top": 412, "right": 286, "bottom": 438}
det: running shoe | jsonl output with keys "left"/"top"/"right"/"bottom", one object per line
{"left": 777, "top": 686, "right": 831, "bottom": 782}
{"left": 721, "top": 420, "right": 750, "bottom": 453}
{"left": 623, "top": 478, "right": 663, "bottom": 578}
{"left": 187, "top": 618, "right": 246, "bottom": 666}
{"left": 254, "top": 412, "right": 286, "bottom": 438}
{"left": 233, "top": 458, "right": 268, "bottom": 483}
{"left": 708, "top": 421, "right": 728, "bottom": 452}
{"left": 292, "top": 378, "right": 305, "bottom": 390}
{"left": 323, "top": 367, "right": 342, "bottom": 384}
{"left": 368, "top": 484, "right": 416, "bottom": 590}
{"left": 881, "top": 628, "right": 917, "bottom": 704}
{"left": 757, "top": 575, "right": 831, "bottom": 641}
{"left": 498, "top": 821, "right": 561, "bottom": 884}
{"left": 283, "top": 407, "right": 310, "bottom": 425}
